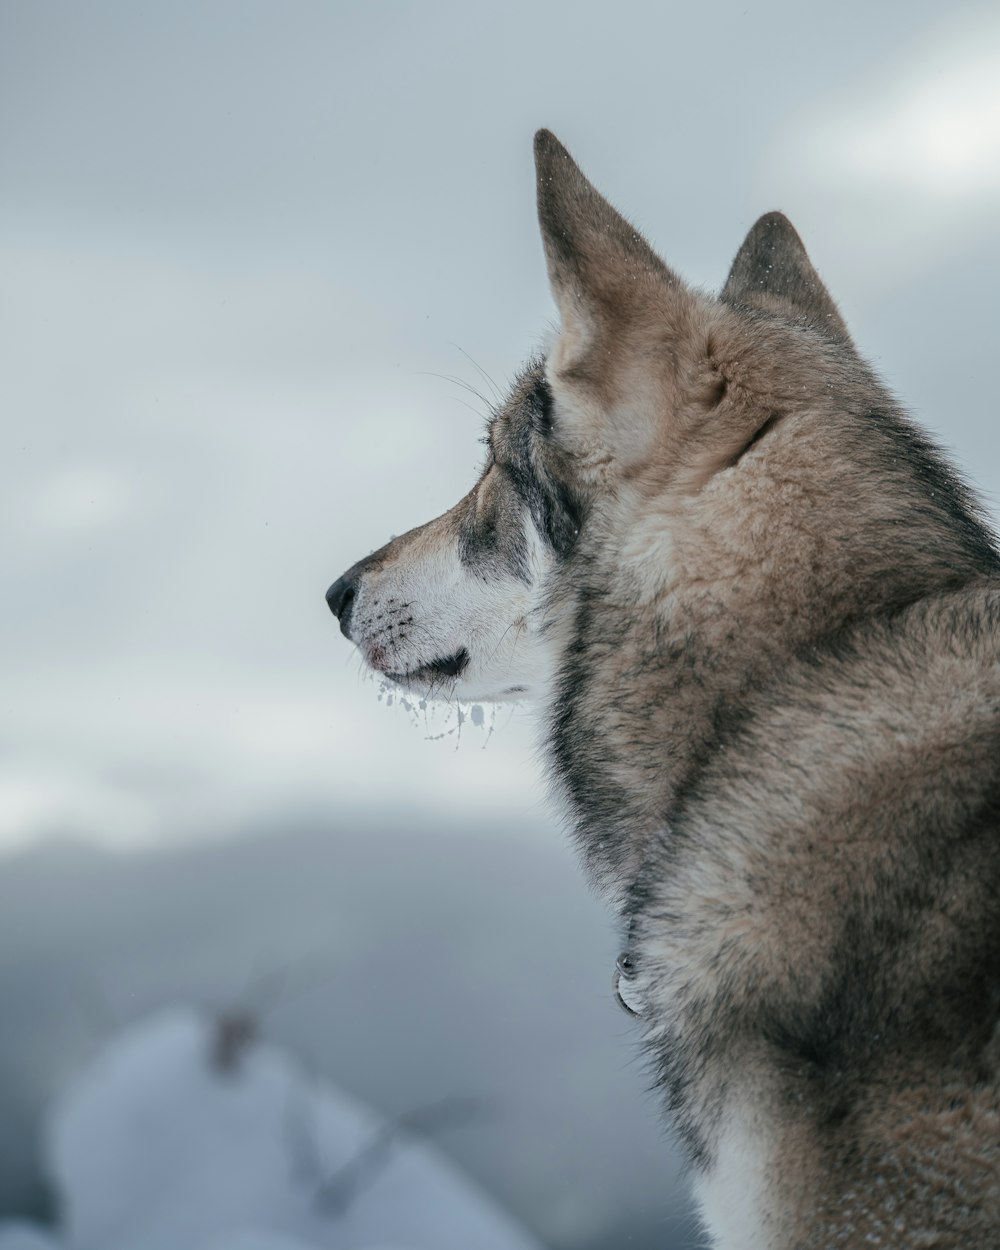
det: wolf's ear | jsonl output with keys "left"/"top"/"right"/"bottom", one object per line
{"left": 534, "top": 130, "right": 689, "bottom": 360}
{"left": 722, "top": 212, "right": 850, "bottom": 343}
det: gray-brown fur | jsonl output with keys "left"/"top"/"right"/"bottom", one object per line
{"left": 721, "top": 210, "right": 852, "bottom": 343}
{"left": 327, "top": 130, "right": 1000, "bottom": 1247}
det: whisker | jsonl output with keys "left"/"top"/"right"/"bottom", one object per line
{"left": 450, "top": 343, "right": 504, "bottom": 403}
{"left": 487, "top": 617, "right": 524, "bottom": 665}
{"left": 446, "top": 395, "right": 488, "bottom": 421}
{"left": 503, "top": 622, "right": 527, "bottom": 677}
{"left": 417, "top": 371, "right": 497, "bottom": 419}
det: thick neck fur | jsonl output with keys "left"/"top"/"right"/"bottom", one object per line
{"left": 544, "top": 317, "right": 1000, "bottom": 904}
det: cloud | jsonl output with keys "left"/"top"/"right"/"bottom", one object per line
{"left": 0, "top": 219, "right": 544, "bottom": 856}
{"left": 761, "top": 7, "right": 1000, "bottom": 290}
{"left": 0, "top": 656, "right": 540, "bottom": 854}
{"left": 30, "top": 465, "right": 136, "bottom": 534}
{"left": 795, "top": 15, "right": 1000, "bottom": 199}
{"left": 0, "top": 762, "right": 156, "bottom": 852}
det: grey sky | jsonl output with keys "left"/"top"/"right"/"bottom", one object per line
{"left": 2, "top": 1, "right": 999, "bottom": 851}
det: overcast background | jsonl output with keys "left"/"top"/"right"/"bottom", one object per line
{"left": 1, "top": 2, "right": 999, "bottom": 1247}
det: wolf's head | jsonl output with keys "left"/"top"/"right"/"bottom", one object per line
{"left": 327, "top": 131, "right": 996, "bottom": 707}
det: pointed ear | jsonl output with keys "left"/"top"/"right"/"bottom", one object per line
{"left": 722, "top": 212, "right": 850, "bottom": 343}
{"left": 534, "top": 130, "right": 689, "bottom": 360}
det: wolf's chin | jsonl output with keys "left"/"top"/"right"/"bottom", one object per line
{"left": 386, "top": 664, "right": 532, "bottom": 706}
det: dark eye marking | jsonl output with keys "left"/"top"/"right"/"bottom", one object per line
{"left": 532, "top": 378, "right": 554, "bottom": 435}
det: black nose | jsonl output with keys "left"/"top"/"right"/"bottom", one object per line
{"left": 325, "top": 573, "right": 357, "bottom": 638}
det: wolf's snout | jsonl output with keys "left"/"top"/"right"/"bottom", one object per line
{"left": 325, "top": 572, "right": 358, "bottom": 638}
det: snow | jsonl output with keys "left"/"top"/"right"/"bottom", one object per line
{"left": 2, "top": 1008, "right": 542, "bottom": 1250}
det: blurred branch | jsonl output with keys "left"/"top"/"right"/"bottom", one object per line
{"left": 230, "top": 947, "right": 343, "bottom": 1020}
{"left": 313, "top": 1093, "right": 493, "bottom": 1216}
{"left": 208, "top": 948, "right": 343, "bottom": 1075}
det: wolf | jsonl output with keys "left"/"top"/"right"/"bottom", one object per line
{"left": 326, "top": 131, "right": 1000, "bottom": 1247}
